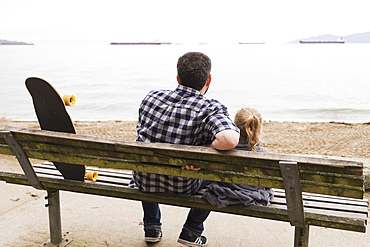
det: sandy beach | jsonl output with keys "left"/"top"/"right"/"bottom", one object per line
{"left": 1, "top": 118, "right": 369, "bottom": 159}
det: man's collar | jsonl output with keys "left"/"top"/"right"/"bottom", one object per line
{"left": 176, "top": 84, "right": 202, "bottom": 96}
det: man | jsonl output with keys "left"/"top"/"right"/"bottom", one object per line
{"left": 131, "top": 52, "right": 240, "bottom": 246}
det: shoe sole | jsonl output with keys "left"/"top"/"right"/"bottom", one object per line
{"left": 145, "top": 237, "right": 162, "bottom": 243}
{"left": 177, "top": 238, "right": 207, "bottom": 247}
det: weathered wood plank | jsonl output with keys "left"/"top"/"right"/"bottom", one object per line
{"left": 2, "top": 127, "right": 362, "bottom": 181}
{"left": 6, "top": 127, "right": 363, "bottom": 169}
{"left": 13, "top": 149, "right": 365, "bottom": 198}
{"left": 0, "top": 145, "right": 13, "bottom": 155}
{"left": 0, "top": 127, "right": 365, "bottom": 198}
{"left": 273, "top": 189, "right": 369, "bottom": 206}
{"left": 24, "top": 145, "right": 361, "bottom": 185}
{"left": 33, "top": 164, "right": 369, "bottom": 217}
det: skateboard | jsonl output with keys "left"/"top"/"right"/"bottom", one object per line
{"left": 26, "top": 77, "right": 97, "bottom": 181}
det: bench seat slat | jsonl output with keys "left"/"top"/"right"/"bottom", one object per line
{"left": 0, "top": 172, "right": 366, "bottom": 233}
{"left": 34, "top": 163, "right": 367, "bottom": 204}
{"left": 1, "top": 167, "right": 367, "bottom": 233}
{"left": 31, "top": 163, "right": 370, "bottom": 215}
{"left": 273, "top": 189, "right": 369, "bottom": 206}
{"left": 271, "top": 196, "right": 368, "bottom": 215}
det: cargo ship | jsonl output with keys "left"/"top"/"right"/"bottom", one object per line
{"left": 299, "top": 41, "right": 345, "bottom": 44}
{"left": 299, "top": 38, "right": 345, "bottom": 44}
{"left": 110, "top": 42, "right": 171, "bottom": 45}
{"left": 239, "top": 42, "right": 265, "bottom": 44}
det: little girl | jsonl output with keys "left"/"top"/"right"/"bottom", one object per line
{"left": 202, "top": 107, "right": 274, "bottom": 208}
{"left": 233, "top": 107, "right": 267, "bottom": 153}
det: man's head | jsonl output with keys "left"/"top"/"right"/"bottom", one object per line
{"left": 177, "top": 52, "right": 212, "bottom": 91}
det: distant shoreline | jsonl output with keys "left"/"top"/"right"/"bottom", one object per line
{"left": 0, "top": 39, "right": 33, "bottom": 45}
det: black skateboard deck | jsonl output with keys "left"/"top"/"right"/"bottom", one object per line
{"left": 26, "top": 77, "right": 86, "bottom": 181}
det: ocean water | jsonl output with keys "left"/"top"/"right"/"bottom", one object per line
{"left": 1, "top": 43, "right": 369, "bottom": 123}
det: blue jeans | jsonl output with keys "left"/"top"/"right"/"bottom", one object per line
{"left": 141, "top": 179, "right": 211, "bottom": 235}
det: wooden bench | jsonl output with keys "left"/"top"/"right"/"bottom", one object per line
{"left": 0, "top": 127, "right": 368, "bottom": 247}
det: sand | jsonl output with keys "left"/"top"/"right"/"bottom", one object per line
{"left": 1, "top": 117, "right": 369, "bottom": 159}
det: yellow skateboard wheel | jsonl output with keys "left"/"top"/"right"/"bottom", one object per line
{"left": 86, "top": 171, "right": 98, "bottom": 181}
{"left": 63, "top": 95, "right": 76, "bottom": 106}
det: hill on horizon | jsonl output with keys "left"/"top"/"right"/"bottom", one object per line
{"left": 289, "top": 31, "right": 370, "bottom": 43}
{"left": 0, "top": 39, "right": 33, "bottom": 45}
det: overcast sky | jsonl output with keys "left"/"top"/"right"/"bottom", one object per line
{"left": 1, "top": 0, "right": 369, "bottom": 45}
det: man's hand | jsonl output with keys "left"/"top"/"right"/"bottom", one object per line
{"left": 180, "top": 129, "right": 239, "bottom": 171}
{"left": 181, "top": 165, "right": 201, "bottom": 171}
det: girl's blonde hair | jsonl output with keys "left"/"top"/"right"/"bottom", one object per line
{"left": 234, "top": 108, "right": 262, "bottom": 151}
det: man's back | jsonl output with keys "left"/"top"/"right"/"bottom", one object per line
{"left": 133, "top": 84, "right": 238, "bottom": 194}
{"left": 137, "top": 85, "right": 233, "bottom": 146}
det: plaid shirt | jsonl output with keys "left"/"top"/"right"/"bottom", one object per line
{"left": 129, "top": 84, "right": 239, "bottom": 194}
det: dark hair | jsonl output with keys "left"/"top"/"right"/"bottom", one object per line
{"left": 177, "top": 52, "right": 211, "bottom": 90}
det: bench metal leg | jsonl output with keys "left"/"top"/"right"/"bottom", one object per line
{"left": 294, "top": 225, "right": 309, "bottom": 247}
{"left": 47, "top": 190, "right": 62, "bottom": 245}
{"left": 41, "top": 190, "right": 72, "bottom": 246}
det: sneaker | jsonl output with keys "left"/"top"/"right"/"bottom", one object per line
{"left": 178, "top": 230, "right": 208, "bottom": 247}
{"left": 145, "top": 229, "right": 162, "bottom": 243}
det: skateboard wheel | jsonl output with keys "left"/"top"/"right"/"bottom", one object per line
{"left": 63, "top": 95, "right": 76, "bottom": 106}
{"left": 86, "top": 171, "right": 98, "bottom": 181}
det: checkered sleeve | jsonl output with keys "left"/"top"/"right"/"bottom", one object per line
{"left": 204, "top": 101, "right": 239, "bottom": 140}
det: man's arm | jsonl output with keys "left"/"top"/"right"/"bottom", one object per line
{"left": 210, "top": 129, "right": 240, "bottom": 150}
{"left": 181, "top": 129, "right": 239, "bottom": 171}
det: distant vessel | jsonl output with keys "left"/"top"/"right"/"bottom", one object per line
{"left": 299, "top": 38, "right": 345, "bottom": 44}
{"left": 239, "top": 42, "right": 265, "bottom": 44}
{"left": 299, "top": 41, "right": 345, "bottom": 44}
{"left": 0, "top": 39, "right": 34, "bottom": 45}
{"left": 110, "top": 42, "right": 171, "bottom": 45}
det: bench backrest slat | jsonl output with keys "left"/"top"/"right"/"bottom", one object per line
{"left": 0, "top": 127, "right": 364, "bottom": 199}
